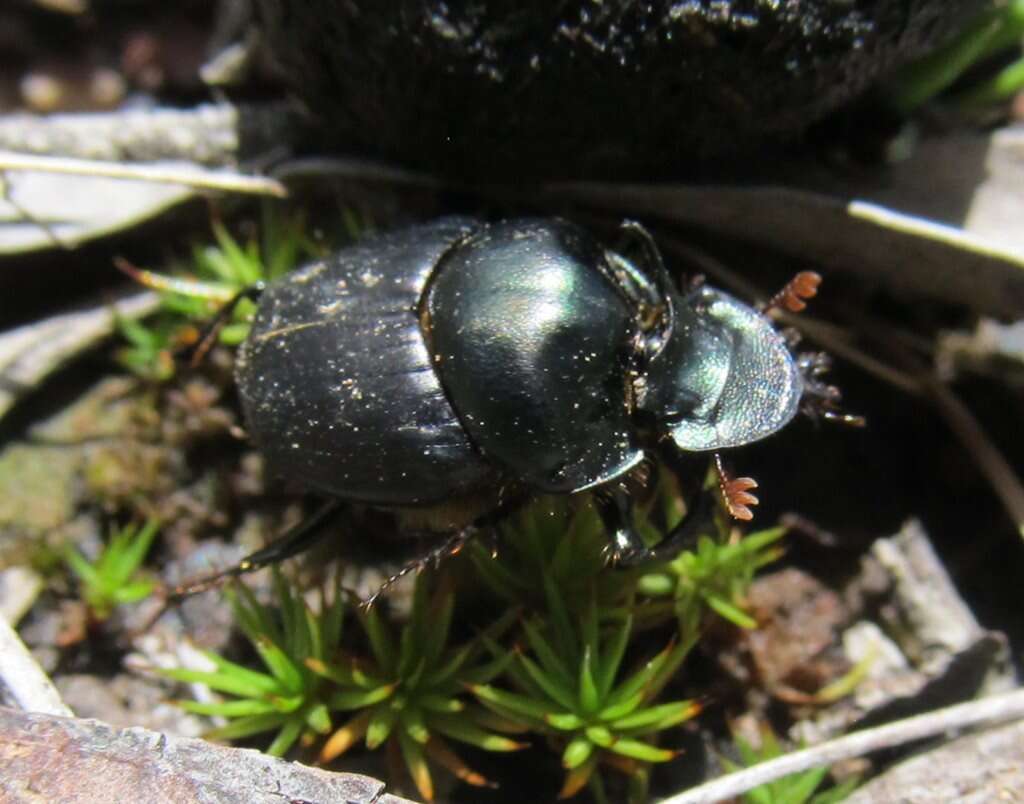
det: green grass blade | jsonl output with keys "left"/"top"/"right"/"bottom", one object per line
{"left": 418, "top": 694, "right": 464, "bottom": 714}
{"left": 613, "top": 700, "right": 700, "bottom": 733}
{"left": 429, "top": 715, "right": 525, "bottom": 752}
{"left": 253, "top": 636, "right": 303, "bottom": 693}
{"left": 265, "top": 717, "right": 304, "bottom": 757}
{"left": 886, "top": 7, "right": 1012, "bottom": 114}
{"left": 469, "top": 544, "right": 523, "bottom": 601}
{"left": 521, "top": 619, "right": 574, "bottom": 689}
{"left": 584, "top": 725, "right": 613, "bottom": 747}
{"left": 606, "top": 738, "right": 676, "bottom": 763}
{"left": 519, "top": 652, "right": 578, "bottom": 712}
{"left": 403, "top": 706, "right": 431, "bottom": 744}
{"left": 205, "top": 712, "right": 289, "bottom": 741}
{"left": 64, "top": 547, "right": 100, "bottom": 587}
{"left": 112, "top": 580, "right": 154, "bottom": 604}
{"left": 329, "top": 684, "right": 395, "bottom": 711}
{"left": 777, "top": 765, "right": 830, "bottom": 804}
{"left": 197, "top": 650, "right": 285, "bottom": 694}
{"left": 422, "top": 583, "right": 455, "bottom": 669}
{"left": 460, "top": 647, "right": 515, "bottom": 686}
{"left": 118, "top": 520, "right": 159, "bottom": 577}
{"left": 545, "top": 711, "right": 584, "bottom": 731}
{"left": 597, "top": 690, "right": 645, "bottom": 722}
{"left": 562, "top": 735, "right": 595, "bottom": 770}
{"left": 605, "top": 642, "right": 674, "bottom": 708}
{"left": 396, "top": 726, "right": 434, "bottom": 802}
{"left": 321, "top": 574, "right": 346, "bottom": 658}
{"left": 177, "top": 698, "right": 283, "bottom": 717}
{"left": 359, "top": 604, "right": 397, "bottom": 672}
{"left": 161, "top": 667, "right": 280, "bottom": 699}
{"left": 231, "top": 583, "right": 282, "bottom": 647}
{"left": 542, "top": 573, "right": 578, "bottom": 663}
{"left": 365, "top": 704, "right": 398, "bottom": 749}
{"left": 420, "top": 642, "right": 472, "bottom": 688}
{"left": 596, "top": 614, "right": 632, "bottom": 699}
{"left": 470, "top": 684, "right": 556, "bottom": 727}
{"left": 705, "top": 594, "right": 757, "bottom": 629}
{"left": 578, "top": 645, "right": 601, "bottom": 715}
{"left": 306, "top": 702, "right": 332, "bottom": 734}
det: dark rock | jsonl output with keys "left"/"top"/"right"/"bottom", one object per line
{"left": 253, "top": 0, "right": 984, "bottom": 179}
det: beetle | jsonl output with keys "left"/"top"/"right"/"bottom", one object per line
{"left": 180, "top": 215, "right": 852, "bottom": 593}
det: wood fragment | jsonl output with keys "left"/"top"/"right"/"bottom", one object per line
{"left": 0, "top": 151, "right": 287, "bottom": 198}
{"left": 0, "top": 291, "right": 160, "bottom": 422}
{"left": 659, "top": 688, "right": 1024, "bottom": 804}
{"left": 844, "top": 719, "right": 1024, "bottom": 803}
{"left": 0, "top": 618, "right": 71, "bottom": 717}
{"left": 0, "top": 706, "right": 418, "bottom": 804}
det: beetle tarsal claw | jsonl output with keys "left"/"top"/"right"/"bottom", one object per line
{"left": 823, "top": 410, "right": 867, "bottom": 427}
{"left": 602, "top": 537, "right": 651, "bottom": 567}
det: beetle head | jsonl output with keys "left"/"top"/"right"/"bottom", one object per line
{"left": 637, "top": 285, "right": 802, "bottom": 451}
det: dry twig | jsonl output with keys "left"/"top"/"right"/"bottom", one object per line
{"left": 660, "top": 688, "right": 1024, "bottom": 804}
{"left": 0, "top": 151, "right": 286, "bottom": 198}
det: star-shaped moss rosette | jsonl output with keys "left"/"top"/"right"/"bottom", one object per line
{"left": 638, "top": 527, "right": 786, "bottom": 633}
{"left": 467, "top": 494, "right": 611, "bottom": 610}
{"left": 725, "top": 725, "right": 861, "bottom": 804}
{"left": 64, "top": 519, "right": 158, "bottom": 620}
{"left": 310, "top": 573, "right": 525, "bottom": 802}
{"left": 470, "top": 588, "right": 700, "bottom": 800}
{"left": 468, "top": 469, "right": 687, "bottom": 616}
{"left": 161, "top": 568, "right": 347, "bottom": 756}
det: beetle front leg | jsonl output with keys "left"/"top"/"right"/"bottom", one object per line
{"left": 596, "top": 488, "right": 650, "bottom": 565}
{"left": 598, "top": 482, "right": 717, "bottom": 566}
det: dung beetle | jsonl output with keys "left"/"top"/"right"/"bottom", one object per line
{"left": 200, "top": 216, "right": 850, "bottom": 586}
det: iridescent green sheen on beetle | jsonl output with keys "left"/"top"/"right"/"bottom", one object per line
{"left": 235, "top": 218, "right": 827, "bottom": 564}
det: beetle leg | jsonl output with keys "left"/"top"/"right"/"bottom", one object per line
{"left": 603, "top": 482, "right": 717, "bottom": 566}
{"left": 185, "top": 282, "right": 266, "bottom": 367}
{"left": 713, "top": 453, "right": 759, "bottom": 521}
{"left": 361, "top": 494, "right": 527, "bottom": 605}
{"left": 644, "top": 485, "right": 716, "bottom": 563}
{"left": 595, "top": 489, "right": 651, "bottom": 565}
{"left": 164, "top": 498, "right": 344, "bottom": 602}
{"left": 361, "top": 528, "right": 475, "bottom": 608}
{"left": 797, "top": 351, "right": 867, "bottom": 427}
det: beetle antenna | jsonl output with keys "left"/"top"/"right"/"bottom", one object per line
{"left": 713, "top": 453, "right": 759, "bottom": 521}
{"left": 762, "top": 271, "right": 821, "bottom": 314}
